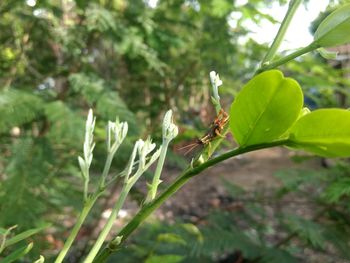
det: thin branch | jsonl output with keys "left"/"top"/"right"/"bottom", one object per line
{"left": 92, "top": 140, "right": 289, "bottom": 263}
{"left": 261, "top": 0, "right": 303, "bottom": 65}
{"left": 257, "top": 43, "right": 319, "bottom": 74}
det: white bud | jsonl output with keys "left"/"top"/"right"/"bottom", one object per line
{"left": 121, "top": 122, "right": 128, "bottom": 141}
{"left": 108, "top": 118, "right": 128, "bottom": 154}
{"left": 162, "top": 110, "right": 178, "bottom": 141}
{"left": 111, "top": 236, "right": 123, "bottom": 246}
{"left": 169, "top": 123, "right": 178, "bottom": 138}
{"left": 209, "top": 71, "right": 216, "bottom": 82}
{"left": 162, "top": 110, "right": 173, "bottom": 135}
{"left": 209, "top": 71, "right": 223, "bottom": 102}
{"left": 136, "top": 139, "right": 145, "bottom": 155}
{"left": 78, "top": 156, "right": 86, "bottom": 176}
{"left": 83, "top": 109, "right": 95, "bottom": 165}
{"left": 86, "top": 109, "right": 94, "bottom": 130}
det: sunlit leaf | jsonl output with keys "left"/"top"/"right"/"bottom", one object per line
{"left": 230, "top": 70, "right": 303, "bottom": 146}
{"left": 288, "top": 109, "right": 350, "bottom": 157}
{"left": 314, "top": 3, "right": 350, "bottom": 47}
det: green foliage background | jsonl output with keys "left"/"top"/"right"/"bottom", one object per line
{"left": 0, "top": 0, "right": 350, "bottom": 262}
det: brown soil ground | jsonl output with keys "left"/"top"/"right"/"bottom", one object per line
{"left": 159, "top": 147, "right": 320, "bottom": 221}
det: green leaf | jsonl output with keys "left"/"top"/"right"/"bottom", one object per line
{"left": 4, "top": 224, "right": 50, "bottom": 249}
{"left": 2, "top": 242, "right": 33, "bottom": 263}
{"left": 317, "top": 48, "right": 338, "bottom": 59}
{"left": 314, "top": 3, "right": 350, "bottom": 47}
{"left": 0, "top": 90, "right": 43, "bottom": 133}
{"left": 157, "top": 233, "right": 187, "bottom": 246}
{"left": 285, "top": 215, "right": 326, "bottom": 249}
{"left": 323, "top": 178, "right": 350, "bottom": 203}
{"left": 230, "top": 70, "right": 303, "bottom": 146}
{"left": 180, "top": 223, "right": 203, "bottom": 242}
{"left": 322, "top": 226, "right": 350, "bottom": 259}
{"left": 288, "top": 109, "right": 350, "bottom": 157}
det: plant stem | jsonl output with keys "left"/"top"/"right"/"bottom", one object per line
{"left": 261, "top": 0, "right": 303, "bottom": 65}
{"left": 84, "top": 187, "right": 130, "bottom": 263}
{"left": 85, "top": 164, "right": 150, "bottom": 263}
{"left": 99, "top": 153, "right": 114, "bottom": 189}
{"left": 84, "top": 177, "right": 89, "bottom": 201}
{"left": 92, "top": 140, "right": 288, "bottom": 263}
{"left": 145, "top": 141, "right": 169, "bottom": 202}
{"left": 200, "top": 124, "right": 230, "bottom": 162}
{"left": 257, "top": 43, "right": 318, "bottom": 74}
{"left": 54, "top": 193, "right": 100, "bottom": 263}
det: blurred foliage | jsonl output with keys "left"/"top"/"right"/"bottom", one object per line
{"left": 0, "top": 0, "right": 350, "bottom": 261}
{"left": 0, "top": 0, "right": 271, "bottom": 228}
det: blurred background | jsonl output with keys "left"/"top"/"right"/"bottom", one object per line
{"left": 1, "top": 0, "right": 350, "bottom": 262}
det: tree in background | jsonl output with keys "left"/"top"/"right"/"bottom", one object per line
{"left": 1, "top": 0, "right": 350, "bottom": 262}
{"left": 0, "top": 0, "right": 274, "bottom": 229}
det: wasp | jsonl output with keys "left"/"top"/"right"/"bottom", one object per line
{"left": 181, "top": 109, "right": 229, "bottom": 155}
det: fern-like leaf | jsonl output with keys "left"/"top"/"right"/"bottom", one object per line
{"left": 0, "top": 90, "right": 43, "bottom": 133}
{"left": 323, "top": 178, "right": 350, "bottom": 203}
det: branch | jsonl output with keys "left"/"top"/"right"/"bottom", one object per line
{"left": 257, "top": 43, "right": 319, "bottom": 74}
{"left": 261, "top": 0, "right": 303, "bottom": 65}
{"left": 92, "top": 140, "right": 289, "bottom": 262}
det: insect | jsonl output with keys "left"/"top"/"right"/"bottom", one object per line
{"left": 180, "top": 109, "right": 229, "bottom": 155}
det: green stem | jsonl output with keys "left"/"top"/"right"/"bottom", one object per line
{"left": 145, "top": 141, "right": 169, "bottom": 202}
{"left": 85, "top": 165, "right": 148, "bottom": 263}
{"left": 199, "top": 124, "right": 230, "bottom": 163}
{"left": 257, "top": 42, "right": 318, "bottom": 74}
{"left": 212, "top": 98, "right": 222, "bottom": 115}
{"left": 92, "top": 140, "right": 288, "bottom": 263}
{"left": 84, "top": 186, "right": 130, "bottom": 263}
{"left": 261, "top": 0, "right": 303, "bottom": 65}
{"left": 54, "top": 194, "right": 100, "bottom": 263}
{"left": 84, "top": 176, "right": 89, "bottom": 201}
{"left": 99, "top": 153, "right": 114, "bottom": 189}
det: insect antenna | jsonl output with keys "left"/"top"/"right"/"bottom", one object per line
{"left": 177, "top": 142, "right": 201, "bottom": 155}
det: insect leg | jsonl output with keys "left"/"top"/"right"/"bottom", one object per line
{"left": 214, "top": 128, "right": 226, "bottom": 138}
